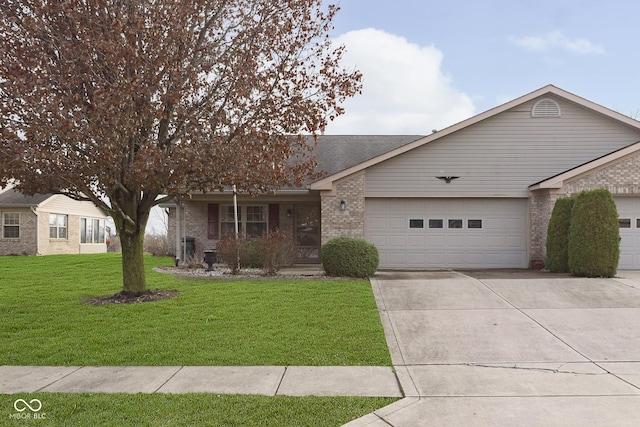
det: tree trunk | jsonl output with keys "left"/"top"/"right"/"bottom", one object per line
{"left": 119, "top": 228, "right": 147, "bottom": 296}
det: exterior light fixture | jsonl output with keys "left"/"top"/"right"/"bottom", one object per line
{"left": 339, "top": 199, "right": 346, "bottom": 211}
{"left": 286, "top": 209, "right": 292, "bottom": 217}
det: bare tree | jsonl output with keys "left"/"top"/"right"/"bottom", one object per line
{"left": 0, "top": 0, "right": 361, "bottom": 295}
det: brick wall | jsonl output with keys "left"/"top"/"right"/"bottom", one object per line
{"left": 529, "top": 190, "right": 564, "bottom": 266}
{"left": 562, "top": 153, "right": 640, "bottom": 195}
{"left": 183, "top": 201, "right": 210, "bottom": 261}
{"left": 0, "top": 208, "right": 37, "bottom": 255}
{"left": 530, "top": 151, "right": 640, "bottom": 267}
{"left": 320, "top": 173, "right": 366, "bottom": 243}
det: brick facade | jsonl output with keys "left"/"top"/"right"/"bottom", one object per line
{"left": 0, "top": 208, "right": 37, "bottom": 255}
{"left": 168, "top": 200, "right": 297, "bottom": 262}
{"left": 320, "top": 172, "right": 366, "bottom": 243}
{"left": 529, "top": 151, "right": 640, "bottom": 267}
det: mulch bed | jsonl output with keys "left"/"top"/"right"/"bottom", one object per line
{"left": 85, "top": 289, "right": 179, "bottom": 305}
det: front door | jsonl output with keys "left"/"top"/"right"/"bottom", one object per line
{"left": 294, "top": 204, "right": 320, "bottom": 263}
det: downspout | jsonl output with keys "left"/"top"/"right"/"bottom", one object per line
{"left": 182, "top": 202, "right": 187, "bottom": 264}
{"left": 233, "top": 184, "right": 239, "bottom": 271}
{"left": 174, "top": 200, "right": 182, "bottom": 266}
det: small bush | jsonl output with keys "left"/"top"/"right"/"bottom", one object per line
{"left": 144, "top": 234, "right": 171, "bottom": 257}
{"left": 217, "top": 234, "right": 242, "bottom": 274}
{"left": 321, "top": 237, "right": 379, "bottom": 278}
{"left": 545, "top": 196, "right": 574, "bottom": 273}
{"left": 216, "top": 234, "right": 264, "bottom": 274}
{"left": 256, "top": 229, "right": 296, "bottom": 275}
{"left": 568, "top": 189, "right": 620, "bottom": 278}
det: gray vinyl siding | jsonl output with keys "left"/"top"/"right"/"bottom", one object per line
{"left": 365, "top": 96, "right": 640, "bottom": 197}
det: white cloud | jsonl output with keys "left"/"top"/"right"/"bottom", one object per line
{"left": 326, "top": 28, "right": 475, "bottom": 135}
{"left": 509, "top": 31, "right": 605, "bottom": 55}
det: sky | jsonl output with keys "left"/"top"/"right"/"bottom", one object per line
{"left": 324, "top": 0, "right": 640, "bottom": 135}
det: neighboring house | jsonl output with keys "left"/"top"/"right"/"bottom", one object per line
{"left": 0, "top": 186, "right": 108, "bottom": 256}
{"left": 166, "top": 85, "right": 640, "bottom": 269}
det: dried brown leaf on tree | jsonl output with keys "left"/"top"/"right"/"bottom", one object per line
{"left": 0, "top": 0, "right": 361, "bottom": 293}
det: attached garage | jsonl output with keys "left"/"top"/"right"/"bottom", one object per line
{"left": 365, "top": 198, "right": 528, "bottom": 269}
{"left": 615, "top": 197, "right": 640, "bottom": 269}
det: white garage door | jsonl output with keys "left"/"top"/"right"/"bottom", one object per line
{"left": 365, "top": 198, "right": 528, "bottom": 269}
{"left": 614, "top": 197, "right": 640, "bottom": 269}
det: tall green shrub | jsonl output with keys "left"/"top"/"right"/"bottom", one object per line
{"left": 568, "top": 189, "right": 620, "bottom": 278}
{"left": 545, "top": 196, "right": 574, "bottom": 273}
{"left": 321, "top": 237, "right": 379, "bottom": 278}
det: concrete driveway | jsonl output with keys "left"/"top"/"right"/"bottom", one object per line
{"left": 350, "top": 270, "right": 640, "bottom": 426}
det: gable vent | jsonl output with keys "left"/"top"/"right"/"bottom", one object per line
{"left": 532, "top": 98, "right": 561, "bottom": 117}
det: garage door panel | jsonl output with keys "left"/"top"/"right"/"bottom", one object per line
{"left": 365, "top": 198, "right": 528, "bottom": 268}
{"left": 483, "top": 218, "right": 505, "bottom": 230}
{"left": 368, "top": 234, "right": 387, "bottom": 247}
{"left": 387, "top": 235, "right": 406, "bottom": 247}
{"left": 614, "top": 197, "right": 640, "bottom": 269}
{"left": 446, "top": 234, "right": 466, "bottom": 246}
{"left": 407, "top": 235, "right": 426, "bottom": 247}
{"left": 505, "top": 236, "right": 524, "bottom": 248}
{"left": 368, "top": 217, "right": 388, "bottom": 230}
{"left": 466, "top": 235, "right": 485, "bottom": 247}
{"left": 388, "top": 217, "right": 406, "bottom": 229}
{"left": 506, "top": 218, "right": 525, "bottom": 230}
{"left": 386, "top": 252, "right": 406, "bottom": 265}
{"left": 481, "top": 235, "right": 504, "bottom": 248}
{"left": 406, "top": 252, "right": 426, "bottom": 265}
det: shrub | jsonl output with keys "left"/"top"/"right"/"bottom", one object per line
{"left": 568, "top": 189, "right": 620, "bottom": 278}
{"left": 321, "top": 237, "right": 379, "bottom": 278}
{"left": 216, "top": 234, "right": 243, "bottom": 274}
{"left": 216, "top": 234, "right": 265, "bottom": 274}
{"left": 256, "top": 229, "right": 296, "bottom": 275}
{"left": 545, "top": 196, "right": 574, "bottom": 273}
{"left": 144, "top": 234, "right": 171, "bottom": 257}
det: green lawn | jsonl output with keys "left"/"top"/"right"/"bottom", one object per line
{"left": 1, "top": 393, "right": 397, "bottom": 427}
{"left": 0, "top": 254, "right": 391, "bottom": 366}
{"left": 0, "top": 254, "right": 397, "bottom": 426}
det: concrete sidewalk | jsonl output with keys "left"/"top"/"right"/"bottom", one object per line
{"left": 0, "top": 365, "right": 402, "bottom": 397}
{"left": 345, "top": 270, "right": 640, "bottom": 426}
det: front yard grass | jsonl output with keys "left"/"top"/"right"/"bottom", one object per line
{"left": 1, "top": 393, "right": 397, "bottom": 427}
{"left": 0, "top": 253, "right": 391, "bottom": 366}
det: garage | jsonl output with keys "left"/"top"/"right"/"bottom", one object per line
{"left": 614, "top": 197, "right": 640, "bottom": 269}
{"left": 365, "top": 198, "right": 528, "bottom": 269}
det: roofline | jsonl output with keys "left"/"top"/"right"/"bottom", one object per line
{"left": 309, "top": 84, "right": 640, "bottom": 190}
{"left": 529, "top": 140, "right": 640, "bottom": 190}
{"left": 0, "top": 203, "right": 42, "bottom": 208}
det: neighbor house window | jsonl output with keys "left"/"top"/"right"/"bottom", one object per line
{"left": 2, "top": 212, "right": 19, "bottom": 238}
{"left": 49, "top": 214, "right": 68, "bottom": 239}
{"left": 80, "top": 218, "right": 105, "bottom": 243}
{"left": 220, "top": 205, "right": 268, "bottom": 238}
{"left": 619, "top": 218, "right": 631, "bottom": 228}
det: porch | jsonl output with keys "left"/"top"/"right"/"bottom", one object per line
{"left": 166, "top": 194, "right": 322, "bottom": 265}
